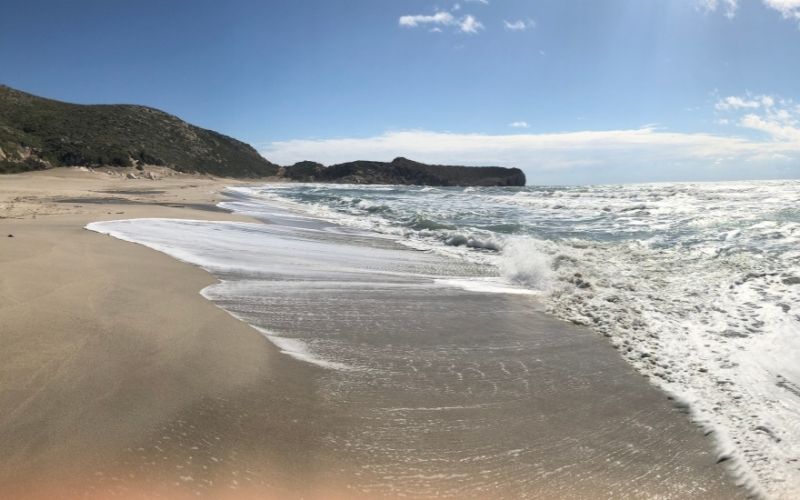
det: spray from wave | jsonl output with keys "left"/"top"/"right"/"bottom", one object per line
{"left": 221, "top": 181, "right": 800, "bottom": 497}
{"left": 498, "top": 238, "right": 554, "bottom": 291}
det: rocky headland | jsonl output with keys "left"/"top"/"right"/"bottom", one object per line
{"left": 1, "top": 85, "right": 525, "bottom": 186}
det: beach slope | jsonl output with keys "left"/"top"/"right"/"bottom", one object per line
{"left": 0, "top": 168, "right": 742, "bottom": 498}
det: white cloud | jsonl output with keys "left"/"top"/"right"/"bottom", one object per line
{"left": 260, "top": 125, "right": 800, "bottom": 183}
{"left": 740, "top": 113, "right": 800, "bottom": 141}
{"left": 717, "top": 93, "right": 800, "bottom": 144}
{"left": 465, "top": 0, "right": 489, "bottom": 4}
{"left": 763, "top": 0, "right": 800, "bottom": 20}
{"left": 698, "top": 0, "right": 739, "bottom": 19}
{"left": 459, "top": 15, "right": 484, "bottom": 33}
{"left": 503, "top": 19, "right": 535, "bottom": 31}
{"left": 261, "top": 92, "right": 800, "bottom": 184}
{"left": 399, "top": 11, "right": 483, "bottom": 34}
{"left": 715, "top": 94, "right": 775, "bottom": 110}
{"left": 704, "top": 0, "right": 800, "bottom": 23}
{"left": 399, "top": 12, "right": 454, "bottom": 28}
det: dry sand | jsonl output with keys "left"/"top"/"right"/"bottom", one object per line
{"left": 0, "top": 168, "right": 743, "bottom": 499}
{"left": 0, "top": 168, "right": 336, "bottom": 499}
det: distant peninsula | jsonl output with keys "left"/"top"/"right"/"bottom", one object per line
{"left": 281, "top": 158, "right": 525, "bottom": 186}
{"left": 0, "top": 85, "right": 525, "bottom": 186}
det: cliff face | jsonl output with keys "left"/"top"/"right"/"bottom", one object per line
{"left": 0, "top": 85, "right": 279, "bottom": 177}
{"left": 281, "top": 157, "right": 526, "bottom": 186}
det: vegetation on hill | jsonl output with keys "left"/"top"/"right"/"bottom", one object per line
{"left": 282, "top": 157, "right": 526, "bottom": 186}
{"left": 1, "top": 85, "right": 525, "bottom": 186}
{"left": 0, "top": 85, "right": 279, "bottom": 177}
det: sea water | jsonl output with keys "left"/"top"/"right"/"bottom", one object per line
{"left": 88, "top": 180, "right": 800, "bottom": 497}
{"left": 222, "top": 180, "right": 800, "bottom": 496}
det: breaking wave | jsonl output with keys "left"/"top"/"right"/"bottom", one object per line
{"left": 221, "top": 180, "right": 800, "bottom": 498}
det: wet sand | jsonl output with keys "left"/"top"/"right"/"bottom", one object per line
{"left": 0, "top": 168, "right": 744, "bottom": 498}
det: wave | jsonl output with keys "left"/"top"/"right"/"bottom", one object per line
{"left": 497, "top": 238, "right": 553, "bottom": 291}
{"left": 231, "top": 180, "right": 800, "bottom": 497}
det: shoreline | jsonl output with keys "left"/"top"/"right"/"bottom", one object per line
{"left": 1, "top": 168, "right": 744, "bottom": 498}
{"left": 0, "top": 168, "right": 336, "bottom": 498}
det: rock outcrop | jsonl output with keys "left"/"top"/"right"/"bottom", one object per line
{"left": 281, "top": 157, "right": 526, "bottom": 186}
{"left": 1, "top": 85, "right": 525, "bottom": 186}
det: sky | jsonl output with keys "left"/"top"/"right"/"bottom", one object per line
{"left": 1, "top": 0, "right": 800, "bottom": 184}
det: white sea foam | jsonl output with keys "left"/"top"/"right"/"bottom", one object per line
{"left": 87, "top": 180, "right": 800, "bottom": 496}
{"left": 235, "top": 180, "right": 800, "bottom": 498}
{"left": 86, "top": 216, "right": 476, "bottom": 372}
{"left": 497, "top": 238, "right": 553, "bottom": 291}
{"left": 88, "top": 219, "right": 357, "bottom": 371}
{"left": 251, "top": 326, "right": 353, "bottom": 371}
{"left": 434, "top": 278, "right": 542, "bottom": 296}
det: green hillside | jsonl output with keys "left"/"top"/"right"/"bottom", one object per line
{"left": 0, "top": 85, "right": 278, "bottom": 177}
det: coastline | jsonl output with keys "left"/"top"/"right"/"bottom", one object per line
{"left": 0, "top": 168, "right": 334, "bottom": 498}
{"left": 0, "top": 168, "right": 744, "bottom": 498}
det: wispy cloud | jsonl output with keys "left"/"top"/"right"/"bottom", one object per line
{"left": 763, "top": 0, "right": 800, "bottom": 21}
{"left": 740, "top": 113, "right": 800, "bottom": 141}
{"left": 261, "top": 93, "right": 800, "bottom": 183}
{"left": 459, "top": 15, "right": 484, "bottom": 34}
{"left": 698, "top": 0, "right": 739, "bottom": 19}
{"left": 399, "top": 12, "right": 454, "bottom": 28}
{"left": 465, "top": 0, "right": 489, "bottom": 4}
{"left": 717, "top": 93, "right": 800, "bottom": 142}
{"left": 702, "top": 0, "right": 800, "bottom": 24}
{"left": 261, "top": 124, "right": 800, "bottom": 184}
{"left": 503, "top": 19, "right": 535, "bottom": 31}
{"left": 715, "top": 94, "right": 774, "bottom": 110}
{"left": 399, "top": 11, "right": 483, "bottom": 34}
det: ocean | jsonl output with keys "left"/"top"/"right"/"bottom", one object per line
{"left": 88, "top": 180, "right": 800, "bottom": 497}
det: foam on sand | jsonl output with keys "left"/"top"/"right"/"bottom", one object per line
{"left": 232, "top": 180, "right": 800, "bottom": 497}
{"left": 84, "top": 194, "right": 744, "bottom": 497}
{"left": 251, "top": 326, "right": 353, "bottom": 371}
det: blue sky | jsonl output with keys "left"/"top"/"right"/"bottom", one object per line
{"left": 2, "top": 0, "right": 799, "bottom": 184}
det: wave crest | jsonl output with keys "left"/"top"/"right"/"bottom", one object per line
{"left": 499, "top": 238, "right": 554, "bottom": 291}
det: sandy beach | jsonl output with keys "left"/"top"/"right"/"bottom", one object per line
{"left": 0, "top": 168, "right": 744, "bottom": 499}
{"left": 0, "top": 168, "right": 325, "bottom": 498}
